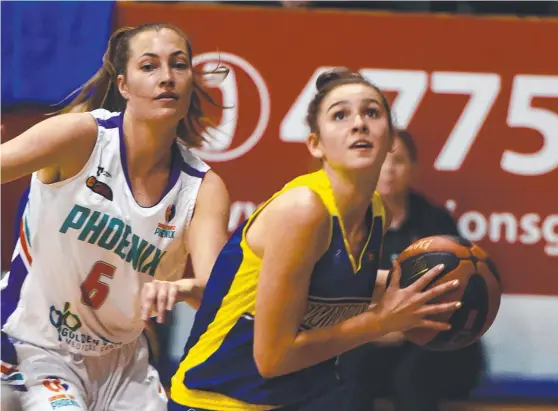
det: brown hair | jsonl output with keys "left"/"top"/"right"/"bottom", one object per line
{"left": 62, "top": 23, "right": 227, "bottom": 148}
{"left": 305, "top": 67, "right": 393, "bottom": 135}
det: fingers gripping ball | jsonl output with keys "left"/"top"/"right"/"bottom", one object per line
{"left": 392, "top": 236, "right": 502, "bottom": 351}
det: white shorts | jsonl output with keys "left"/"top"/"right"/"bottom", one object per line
{"left": 3, "top": 335, "right": 167, "bottom": 411}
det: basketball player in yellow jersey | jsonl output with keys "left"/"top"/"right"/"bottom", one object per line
{"left": 169, "top": 68, "right": 462, "bottom": 411}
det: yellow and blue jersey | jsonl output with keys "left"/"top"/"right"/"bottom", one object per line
{"left": 170, "top": 170, "right": 386, "bottom": 410}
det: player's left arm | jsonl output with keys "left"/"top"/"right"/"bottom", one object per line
{"left": 140, "top": 170, "right": 230, "bottom": 322}
{"left": 177, "top": 170, "right": 231, "bottom": 307}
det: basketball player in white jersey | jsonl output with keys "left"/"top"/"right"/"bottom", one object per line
{"left": 0, "top": 23, "right": 230, "bottom": 410}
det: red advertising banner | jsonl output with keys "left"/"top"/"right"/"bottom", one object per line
{"left": 3, "top": 5, "right": 555, "bottom": 298}
{"left": 115, "top": 4, "right": 558, "bottom": 296}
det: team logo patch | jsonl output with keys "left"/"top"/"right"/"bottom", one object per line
{"left": 155, "top": 204, "right": 176, "bottom": 238}
{"left": 86, "top": 176, "right": 113, "bottom": 201}
{"left": 165, "top": 204, "right": 176, "bottom": 223}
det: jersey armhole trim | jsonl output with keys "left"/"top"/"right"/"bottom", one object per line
{"left": 183, "top": 171, "right": 208, "bottom": 232}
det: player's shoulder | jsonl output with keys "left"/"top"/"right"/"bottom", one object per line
{"left": 266, "top": 186, "right": 330, "bottom": 229}
{"left": 32, "top": 111, "right": 99, "bottom": 147}
{"left": 263, "top": 170, "right": 333, "bottom": 224}
{"left": 283, "top": 170, "right": 328, "bottom": 191}
{"left": 81, "top": 109, "right": 121, "bottom": 136}
{"left": 193, "top": 170, "right": 230, "bottom": 212}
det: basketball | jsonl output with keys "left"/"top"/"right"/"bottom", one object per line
{"left": 396, "top": 235, "right": 502, "bottom": 351}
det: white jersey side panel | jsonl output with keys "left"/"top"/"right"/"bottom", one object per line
{"left": 2, "top": 109, "right": 210, "bottom": 356}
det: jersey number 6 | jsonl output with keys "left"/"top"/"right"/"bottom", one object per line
{"left": 80, "top": 261, "right": 116, "bottom": 310}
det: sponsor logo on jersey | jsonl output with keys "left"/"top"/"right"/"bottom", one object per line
{"left": 86, "top": 176, "right": 113, "bottom": 201}
{"left": 96, "top": 165, "right": 112, "bottom": 178}
{"left": 59, "top": 204, "right": 166, "bottom": 276}
{"left": 49, "top": 302, "right": 121, "bottom": 354}
{"left": 155, "top": 204, "right": 176, "bottom": 238}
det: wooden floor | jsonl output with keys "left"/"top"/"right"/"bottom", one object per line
{"left": 374, "top": 399, "right": 557, "bottom": 411}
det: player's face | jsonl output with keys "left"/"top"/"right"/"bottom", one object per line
{"left": 309, "top": 83, "right": 392, "bottom": 172}
{"left": 377, "top": 135, "right": 415, "bottom": 198}
{"left": 118, "top": 28, "right": 194, "bottom": 123}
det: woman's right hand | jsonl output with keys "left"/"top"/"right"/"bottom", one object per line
{"left": 371, "top": 261, "right": 461, "bottom": 335}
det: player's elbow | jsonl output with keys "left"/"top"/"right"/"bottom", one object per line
{"left": 254, "top": 352, "right": 280, "bottom": 378}
{"left": 254, "top": 345, "right": 287, "bottom": 378}
{"left": 255, "top": 361, "right": 279, "bottom": 379}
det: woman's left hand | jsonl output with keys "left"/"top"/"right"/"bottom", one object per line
{"left": 140, "top": 280, "right": 179, "bottom": 323}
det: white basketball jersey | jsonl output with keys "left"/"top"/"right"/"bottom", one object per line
{"left": 2, "top": 109, "right": 209, "bottom": 356}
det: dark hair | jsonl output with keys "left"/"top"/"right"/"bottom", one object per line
{"left": 305, "top": 67, "right": 394, "bottom": 135}
{"left": 396, "top": 129, "right": 418, "bottom": 163}
{"left": 62, "top": 23, "right": 227, "bottom": 148}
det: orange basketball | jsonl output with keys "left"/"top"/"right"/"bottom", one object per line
{"left": 396, "top": 235, "right": 502, "bottom": 351}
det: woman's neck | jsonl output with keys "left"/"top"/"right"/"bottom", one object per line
{"left": 324, "top": 164, "right": 380, "bottom": 236}
{"left": 122, "top": 110, "right": 178, "bottom": 178}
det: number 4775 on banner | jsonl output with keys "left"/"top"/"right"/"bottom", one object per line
{"left": 280, "top": 68, "right": 558, "bottom": 177}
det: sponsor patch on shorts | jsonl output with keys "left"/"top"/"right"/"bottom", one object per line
{"left": 0, "top": 361, "right": 26, "bottom": 391}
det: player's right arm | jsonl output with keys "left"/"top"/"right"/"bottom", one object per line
{"left": 252, "top": 189, "right": 461, "bottom": 378}
{"left": 1, "top": 113, "right": 97, "bottom": 184}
